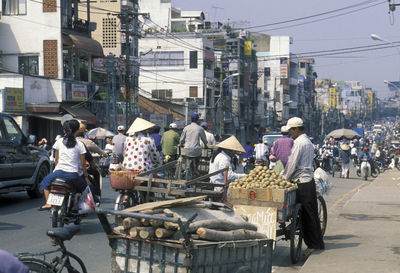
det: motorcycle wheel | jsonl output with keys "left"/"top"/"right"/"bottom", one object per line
{"left": 51, "top": 205, "right": 65, "bottom": 228}
{"left": 371, "top": 168, "right": 380, "bottom": 178}
{"left": 364, "top": 170, "right": 368, "bottom": 181}
{"left": 356, "top": 169, "right": 361, "bottom": 177}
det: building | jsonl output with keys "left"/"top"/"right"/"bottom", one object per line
{"left": 254, "top": 35, "right": 298, "bottom": 131}
{"left": 0, "top": 0, "right": 103, "bottom": 140}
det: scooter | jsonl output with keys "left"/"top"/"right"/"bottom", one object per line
{"left": 360, "top": 157, "right": 370, "bottom": 181}
{"left": 47, "top": 168, "right": 101, "bottom": 228}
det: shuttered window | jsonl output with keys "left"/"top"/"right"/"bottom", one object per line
{"left": 189, "top": 86, "right": 198, "bottom": 97}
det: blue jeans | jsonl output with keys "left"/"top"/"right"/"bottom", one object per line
{"left": 40, "top": 170, "right": 86, "bottom": 192}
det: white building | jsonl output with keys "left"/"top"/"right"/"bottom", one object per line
{"left": 138, "top": 33, "right": 215, "bottom": 123}
{"left": 256, "top": 36, "right": 298, "bottom": 129}
{"left": 0, "top": 0, "right": 102, "bottom": 138}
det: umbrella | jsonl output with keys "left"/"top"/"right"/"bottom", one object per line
{"left": 326, "top": 129, "right": 361, "bottom": 140}
{"left": 87, "top": 127, "right": 115, "bottom": 139}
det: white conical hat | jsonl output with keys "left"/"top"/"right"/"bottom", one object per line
{"left": 127, "top": 118, "right": 155, "bottom": 135}
{"left": 216, "top": 136, "right": 245, "bottom": 153}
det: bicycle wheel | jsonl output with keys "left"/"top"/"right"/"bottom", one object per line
{"left": 317, "top": 195, "right": 328, "bottom": 236}
{"left": 66, "top": 251, "right": 88, "bottom": 273}
{"left": 19, "top": 257, "right": 53, "bottom": 273}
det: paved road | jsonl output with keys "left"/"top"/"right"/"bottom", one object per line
{"left": 0, "top": 167, "right": 370, "bottom": 272}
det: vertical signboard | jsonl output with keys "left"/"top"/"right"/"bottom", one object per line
{"left": 280, "top": 58, "right": 288, "bottom": 79}
{"left": 244, "top": 41, "right": 252, "bottom": 56}
{"left": 329, "top": 88, "right": 336, "bottom": 108}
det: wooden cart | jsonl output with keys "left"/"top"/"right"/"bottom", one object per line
{"left": 97, "top": 208, "right": 273, "bottom": 273}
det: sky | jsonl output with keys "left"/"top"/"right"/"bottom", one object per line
{"left": 172, "top": 0, "right": 400, "bottom": 98}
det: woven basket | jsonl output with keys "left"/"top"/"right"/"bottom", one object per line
{"left": 110, "top": 170, "right": 141, "bottom": 190}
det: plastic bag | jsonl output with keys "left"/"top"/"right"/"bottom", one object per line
{"left": 314, "top": 168, "right": 332, "bottom": 195}
{"left": 273, "top": 160, "right": 284, "bottom": 174}
{"left": 77, "top": 186, "right": 95, "bottom": 214}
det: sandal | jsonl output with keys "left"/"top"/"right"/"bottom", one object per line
{"left": 38, "top": 206, "right": 51, "bottom": 211}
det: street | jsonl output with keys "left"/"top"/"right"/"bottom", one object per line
{"left": 0, "top": 167, "right": 370, "bottom": 272}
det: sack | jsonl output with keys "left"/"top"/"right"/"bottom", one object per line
{"left": 77, "top": 186, "right": 95, "bottom": 214}
{"left": 273, "top": 160, "right": 284, "bottom": 174}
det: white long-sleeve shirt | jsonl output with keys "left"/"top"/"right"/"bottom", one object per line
{"left": 209, "top": 151, "right": 245, "bottom": 186}
{"left": 283, "top": 134, "right": 314, "bottom": 183}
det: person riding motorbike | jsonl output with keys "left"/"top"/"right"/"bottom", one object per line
{"left": 359, "top": 147, "right": 376, "bottom": 174}
{"left": 39, "top": 119, "right": 90, "bottom": 210}
{"left": 254, "top": 138, "right": 269, "bottom": 164}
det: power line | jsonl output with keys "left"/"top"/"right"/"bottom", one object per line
{"left": 256, "top": 1, "right": 385, "bottom": 33}
{"left": 241, "top": 0, "right": 381, "bottom": 30}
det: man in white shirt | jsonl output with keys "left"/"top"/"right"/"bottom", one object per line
{"left": 255, "top": 138, "right": 269, "bottom": 161}
{"left": 283, "top": 117, "right": 324, "bottom": 256}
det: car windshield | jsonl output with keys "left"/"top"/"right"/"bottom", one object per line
{"left": 262, "top": 135, "right": 282, "bottom": 146}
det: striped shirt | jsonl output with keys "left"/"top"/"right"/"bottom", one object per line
{"left": 283, "top": 133, "right": 314, "bottom": 183}
{"left": 272, "top": 135, "right": 294, "bottom": 166}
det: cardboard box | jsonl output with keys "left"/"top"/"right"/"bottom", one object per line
{"left": 228, "top": 187, "right": 295, "bottom": 206}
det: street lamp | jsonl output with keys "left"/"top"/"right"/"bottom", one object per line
{"left": 370, "top": 34, "right": 400, "bottom": 55}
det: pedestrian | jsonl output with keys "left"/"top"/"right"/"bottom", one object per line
{"left": 271, "top": 126, "right": 294, "bottom": 167}
{"left": 209, "top": 136, "right": 246, "bottom": 191}
{"left": 243, "top": 141, "right": 254, "bottom": 159}
{"left": 282, "top": 117, "right": 325, "bottom": 256}
{"left": 254, "top": 138, "right": 268, "bottom": 162}
{"left": 350, "top": 145, "right": 358, "bottom": 166}
{"left": 105, "top": 136, "right": 113, "bottom": 151}
{"left": 161, "top": 123, "right": 180, "bottom": 162}
{"left": 123, "top": 118, "right": 162, "bottom": 172}
{"left": 150, "top": 126, "right": 162, "bottom": 152}
{"left": 180, "top": 113, "right": 208, "bottom": 175}
{"left": 112, "top": 125, "right": 127, "bottom": 163}
{"left": 340, "top": 144, "right": 351, "bottom": 178}
{"left": 200, "top": 122, "right": 216, "bottom": 146}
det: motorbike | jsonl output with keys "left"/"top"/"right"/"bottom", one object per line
{"left": 356, "top": 158, "right": 379, "bottom": 181}
{"left": 241, "top": 157, "right": 254, "bottom": 174}
{"left": 99, "top": 151, "right": 112, "bottom": 177}
{"left": 47, "top": 168, "right": 101, "bottom": 228}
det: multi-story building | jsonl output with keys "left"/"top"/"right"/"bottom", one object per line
{"left": 254, "top": 35, "right": 298, "bottom": 130}
{"left": 0, "top": 0, "right": 103, "bottom": 139}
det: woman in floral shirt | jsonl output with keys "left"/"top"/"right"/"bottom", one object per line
{"left": 123, "top": 118, "right": 162, "bottom": 172}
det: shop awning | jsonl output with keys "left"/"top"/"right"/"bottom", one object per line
{"left": 61, "top": 104, "right": 96, "bottom": 125}
{"left": 31, "top": 114, "right": 62, "bottom": 121}
{"left": 62, "top": 33, "right": 104, "bottom": 57}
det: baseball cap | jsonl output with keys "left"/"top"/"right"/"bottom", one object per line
{"left": 61, "top": 114, "right": 74, "bottom": 126}
{"left": 169, "top": 123, "right": 177, "bottom": 129}
{"left": 117, "top": 125, "right": 125, "bottom": 131}
{"left": 281, "top": 126, "right": 289, "bottom": 133}
{"left": 190, "top": 113, "right": 199, "bottom": 120}
{"left": 200, "top": 122, "right": 208, "bottom": 128}
{"left": 286, "top": 117, "right": 304, "bottom": 129}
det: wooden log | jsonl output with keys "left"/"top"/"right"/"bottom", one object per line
{"left": 188, "top": 219, "right": 257, "bottom": 233}
{"left": 129, "top": 226, "right": 147, "bottom": 238}
{"left": 196, "top": 228, "right": 267, "bottom": 241}
{"left": 123, "top": 217, "right": 141, "bottom": 230}
{"left": 155, "top": 228, "right": 176, "bottom": 239}
{"left": 114, "top": 226, "right": 125, "bottom": 234}
{"left": 149, "top": 218, "right": 163, "bottom": 228}
{"left": 164, "top": 221, "right": 180, "bottom": 230}
{"left": 141, "top": 218, "right": 150, "bottom": 226}
{"left": 139, "top": 227, "right": 155, "bottom": 239}
{"left": 139, "top": 208, "right": 165, "bottom": 215}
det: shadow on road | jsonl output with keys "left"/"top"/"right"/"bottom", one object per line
{"left": 324, "top": 242, "right": 360, "bottom": 250}
{"left": 0, "top": 221, "right": 24, "bottom": 231}
{"left": 324, "top": 234, "right": 357, "bottom": 240}
{"left": 0, "top": 193, "right": 43, "bottom": 215}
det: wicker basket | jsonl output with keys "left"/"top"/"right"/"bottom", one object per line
{"left": 109, "top": 170, "right": 142, "bottom": 190}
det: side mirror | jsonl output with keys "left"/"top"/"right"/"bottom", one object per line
{"left": 28, "top": 135, "right": 36, "bottom": 144}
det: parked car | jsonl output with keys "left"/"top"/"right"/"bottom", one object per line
{"left": 0, "top": 113, "right": 50, "bottom": 198}
{"left": 262, "top": 131, "right": 282, "bottom": 146}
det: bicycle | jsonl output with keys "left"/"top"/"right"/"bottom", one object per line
{"left": 17, "top": 225, "right": 87, "bottom": 273}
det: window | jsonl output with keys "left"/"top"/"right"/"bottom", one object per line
{"left": 141, "top": 51, "right": 184, "bottom": 67}
{"left": 2, "top": 0, "right": 26, "bottom": 15}
{"left": 43, "top": 0, "right": 56, "bottom": 12}
{"left": 3, "top": 117, "right": 22, "bottom": 144}
{"left": 103, "top": 18, "right": 117, "bottom": 48}
{"left": 190, "top": 51, "right": 198, "bottom": 69}
{"left": 189, "top": 86, "right": 198, "bottom": 97}
{"left": 152, "top": 89, "right": 172, "bottom": 100}
{"left": 18, "top": 56, "right": 39, "bottom": 75}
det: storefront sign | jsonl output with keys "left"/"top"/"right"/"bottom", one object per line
{"left": 3, "top": 88, "right": 24, "bottom": 112}
{"left": 65, "top": 83, "right": 88, "bottom": 101}
{"left": 280, "top": 58, "right": 288, "bottom": 79}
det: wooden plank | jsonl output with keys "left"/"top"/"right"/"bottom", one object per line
{"left": 165, "top": 206, "right": 246, "bottom": 223}
{"left": 136, "top": 177, "right": 187, "bottom": 185}
{"left": 186, "top": 167, "right": 229, "bottom": 186}
{"left": 133, "top": 186, "right": 186, "bottom": 196}
{"left": 124, "top": 195, "right": 207, "bottom": 212}
{"left": 135, "top": 160, "right": 178, "bottom": 177}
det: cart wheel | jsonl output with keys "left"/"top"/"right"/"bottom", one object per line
{"left": 290, "top": 203, "right": 303, "bottom": 264}
{"left": 317, "top": 195, "right": 327, "bottom": 236}
{"left": 114, "top": 191, "right": 139, "bottom": 225}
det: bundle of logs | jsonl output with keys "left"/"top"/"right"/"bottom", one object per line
{"left": 113, "top": 209, "right": 267, "bottom": 242}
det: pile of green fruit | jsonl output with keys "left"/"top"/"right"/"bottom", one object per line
{"left": 229, "top": 166, "right": 298, "bottom": 190}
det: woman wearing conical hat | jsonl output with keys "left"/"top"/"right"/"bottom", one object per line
{"left": 122, "top": 118, "right": 162, "bottom": 172}
{"left": 208, "top": 136, "right": 246, "bottom": 190}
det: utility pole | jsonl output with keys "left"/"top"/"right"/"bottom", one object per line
{"left": 121, "top": 10, "right": 132, "bottom": 129}
{"left": 106, "top": 53, "right": 115, "bottom": 130}
{"left": 273, "top": 76, "right": 277, "bottom": 130}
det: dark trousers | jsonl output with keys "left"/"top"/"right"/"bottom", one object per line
{"left": 296, "top": 181, "right": 325, "bottom": 250}
{"left": 87, "top": 167, "right": 101, "bottom": 197}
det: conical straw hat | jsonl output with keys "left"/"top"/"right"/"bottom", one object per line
{"left": 216, "top": 136, "right": 245, "bottom": 153}
{"left": 127, "top": 118, "right": 155, "bottom": 135}
{"left": 341, "top": 144, "right": 350, "bottom": 151}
